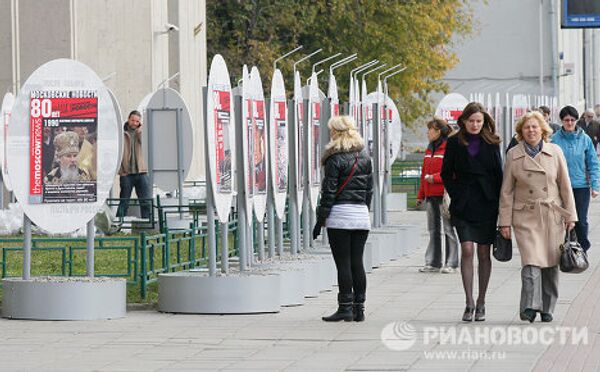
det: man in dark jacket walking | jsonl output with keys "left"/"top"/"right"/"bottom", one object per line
{"left": 117, "top": 110, "right": 152, "bottom": 219}
{"left": 577, "top": 109, "right": 600, "bottom": 149}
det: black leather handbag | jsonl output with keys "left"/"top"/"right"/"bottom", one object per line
{"left": 493, "top": 229, "right": 512, "bottom": 262}
{"left": 559, "top": 230, "right": 589, "bottom": 273}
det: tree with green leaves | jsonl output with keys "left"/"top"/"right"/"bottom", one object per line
{"left": 207, "top": 0, "right": 476, "bottom": 125}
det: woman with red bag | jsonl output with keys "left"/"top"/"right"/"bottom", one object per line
{"left": 417, "top": 118, "right": 459, "bottom": 274}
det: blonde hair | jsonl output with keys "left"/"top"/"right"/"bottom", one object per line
{"left": 514, "top": 111, "right": 552, "bottom": 142}
{"left": 323, "top": 116, "right": 364, "bottom": 162}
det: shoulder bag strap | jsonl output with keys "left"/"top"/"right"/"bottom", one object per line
{"left": 336, "top": 152, "right": 359, "bottom": 197}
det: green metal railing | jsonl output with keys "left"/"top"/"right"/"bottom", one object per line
{"left": 391, "top": 160, "right": 422, "bottom": 208}
{"left": 0, "top": 219, "right": 245, "bottom": 299}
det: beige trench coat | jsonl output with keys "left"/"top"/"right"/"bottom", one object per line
{"left": 498, "top": 142, "right": 577, "bottom": 268}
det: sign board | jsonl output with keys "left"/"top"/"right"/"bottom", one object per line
{"left": 7, "top": 58, "right": 119, "bottom": 233}
{"left": 512, "top": 94, "right": 529, "bottom": 124}
{"left": 1, "top": 93, "right": 14, "bottom": 191}
{"left": 328, "top": 74, "right": 340, "bottom": 117}
{"left": 435, "top": 93, "right": 469, "bottom": 129}
{"left": 250, "top": 66, "right": 268, "bottom": 221}
{"left": 348, "top": 74, "right": 354, "bottom": 119}
{"left": 269, "top": 69, "right": 288, "bottom": 218}
{"left": 241, "top": 65, "right": 253, "bottom": 225}
{"left": 206, "top": 54, "right": 235, "bottom": 223}
{"left": 361, "top": 79, "right": 369, "bottom": 142}
{"left": 308, "top": 72, "right": 321, "bottom": 210}
{"left": 294, "top": 71, "right": 305, "bottom": 213}
{"left": 145, "top": 88, "right": 194, "bottom": 191}
{"left": 106, "top": 89, "right": 123, "bottom": 176}
{"left": 365, "top": 92, "right": 402, "bottom": 161}
{"left": 562, "top": 0, "right": 600, "bottom": 28}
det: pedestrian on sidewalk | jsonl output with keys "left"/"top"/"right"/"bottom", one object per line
{"left": 313, "top": 115, "right": 373, "bottom": 322}
{"left": 117, "top": 110, "right": 152, "bottom": 219}
{"left": 576, "top": 108, "right": 600, "bottom": 149}
{"left": 416, "top": 117, "right": 459, "bottom": 274}
{"left": 499, "top": 111, "right": 577, "bottom": 323}
{"left": 441, "top": 102, "right": 503, "bottom": 322}
{"left": 551, "top": 106, "right": 600, "bottom": 252}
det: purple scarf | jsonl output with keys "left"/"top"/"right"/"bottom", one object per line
{"left": 467, "top": 133, "right": 481, "bottom": 157}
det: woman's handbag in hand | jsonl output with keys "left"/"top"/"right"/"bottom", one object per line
{"left": 441, "top": 190, "right": 451, "bottom": 219}
{"left": 559, "top": 230, "right": 589, "bottom": 273}
{"left": 493, "top": 229, "right": 512, "bottom": 262}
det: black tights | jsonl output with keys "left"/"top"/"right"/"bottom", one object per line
{"left": 327, "top": 228, "right": 369, "bottom": 296}
{"left": 460, "top": 242, "right": 492, "bottom": 307}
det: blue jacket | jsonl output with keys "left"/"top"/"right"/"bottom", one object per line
{"left": 551, "top": 127, "right": 600, "bottom": 190}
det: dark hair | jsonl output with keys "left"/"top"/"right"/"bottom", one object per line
{"left": 128, "top": 110, "right": 142, "bottom": 118}
{"left": 427, "top": 117, "right": 452, "bottom": 138}
{"left": 456, "top": 102, "right": 501, "bottom": 146}
{"left": 538, "top": 105, "right": 551, "bottom": 115}
{"left": 559, "top": 106, "right": 579, "bottom": 120}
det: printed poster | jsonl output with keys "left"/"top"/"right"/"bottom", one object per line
{"left": 29, "top": 90, "right": 97, "bottom": 204}
{"left": 297, "top": 101, "right": 305, "bottom": 189}
{"left": 274, "top": 100, "right": 287, "bottom": 192}
{"left": 311, "top": 101, "right": 321, "bottom": 185}
{"left": 214, "top": 89, "right": 232, "bottom": 193}
{"left": 253, "top": 99, "right": 267, "bottom": 194}
{"left": 245, "top": 98, "right": 254, "bottom": 197}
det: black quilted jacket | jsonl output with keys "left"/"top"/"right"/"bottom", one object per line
{"left": 316, "top": 145, "right": 373, "bottom": 224}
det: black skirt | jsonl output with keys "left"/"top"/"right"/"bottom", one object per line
{"left": 451, "top": 215, "right": 496, "bottom": 244}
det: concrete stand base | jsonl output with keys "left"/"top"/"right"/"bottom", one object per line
{"left": 158, "top": 272, "right": 281, "bottom": 314}
{"left": 2, "top": 277, "right": 126, "bottom": 320}
{"left": 249, "top": 261, "right": 306, "bottom": 307}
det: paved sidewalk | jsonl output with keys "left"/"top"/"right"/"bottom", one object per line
{"left": 0, "top": 201, "right": 599, "bottom": 371}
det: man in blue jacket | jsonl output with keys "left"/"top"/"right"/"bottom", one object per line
{"left": 552, "top": 106, "right": 600, "bottom": 252}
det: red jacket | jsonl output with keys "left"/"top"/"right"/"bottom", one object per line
{"left": 417, "top": 139, "right": 447, "bottom": 200}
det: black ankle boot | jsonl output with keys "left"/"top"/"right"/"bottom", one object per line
{"left": 322, "top": 293, "right": 354, "bottom": 322}
{"left": 353, "top": 293, "right": 366, "bottom": 322}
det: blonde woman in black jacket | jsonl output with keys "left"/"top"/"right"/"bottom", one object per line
{"left": 314, "top": 115, "right": 373, "bottom": 322}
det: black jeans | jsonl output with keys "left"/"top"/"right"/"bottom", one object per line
{"left": 327, "top": 228, "right": 369, "bottom": 296}
{"left": 117, "top": 174, "right": 152, "bottom": 218}
{"left": 572, "top": 187, "right": 591, "bottom": 251}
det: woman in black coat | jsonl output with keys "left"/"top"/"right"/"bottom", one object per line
{"left": 314, "top": 115, "right": 373, "bottom": 322}
{"left": 441, "top": 102, "right": 503, "bottom": 322}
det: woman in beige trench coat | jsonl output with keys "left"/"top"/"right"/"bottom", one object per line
{"left": 498, "top": 111, "right": 577, "bottom": 323}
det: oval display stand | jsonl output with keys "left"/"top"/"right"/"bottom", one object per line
{"left": 157, "top": 271, "right": 281, "bottom": 314}
{"left": 3, "top": 59, "right": 123, "bottom": 321}
{"left": 2, "top": 277, "right": 126, "bottom": 320}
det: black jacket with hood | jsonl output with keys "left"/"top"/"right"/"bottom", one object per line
{"left": 316, "top": 143, "right": 373, "bottom": 225}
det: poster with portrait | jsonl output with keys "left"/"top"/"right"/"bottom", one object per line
{"left": 269, "top": 69, "right": 288, "bottom": 218}
{"left": 7, "top": 59, "right": 120, "bottom": 234}
{"left": 29, "top": 90, "right": 98, "bottom": 204}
